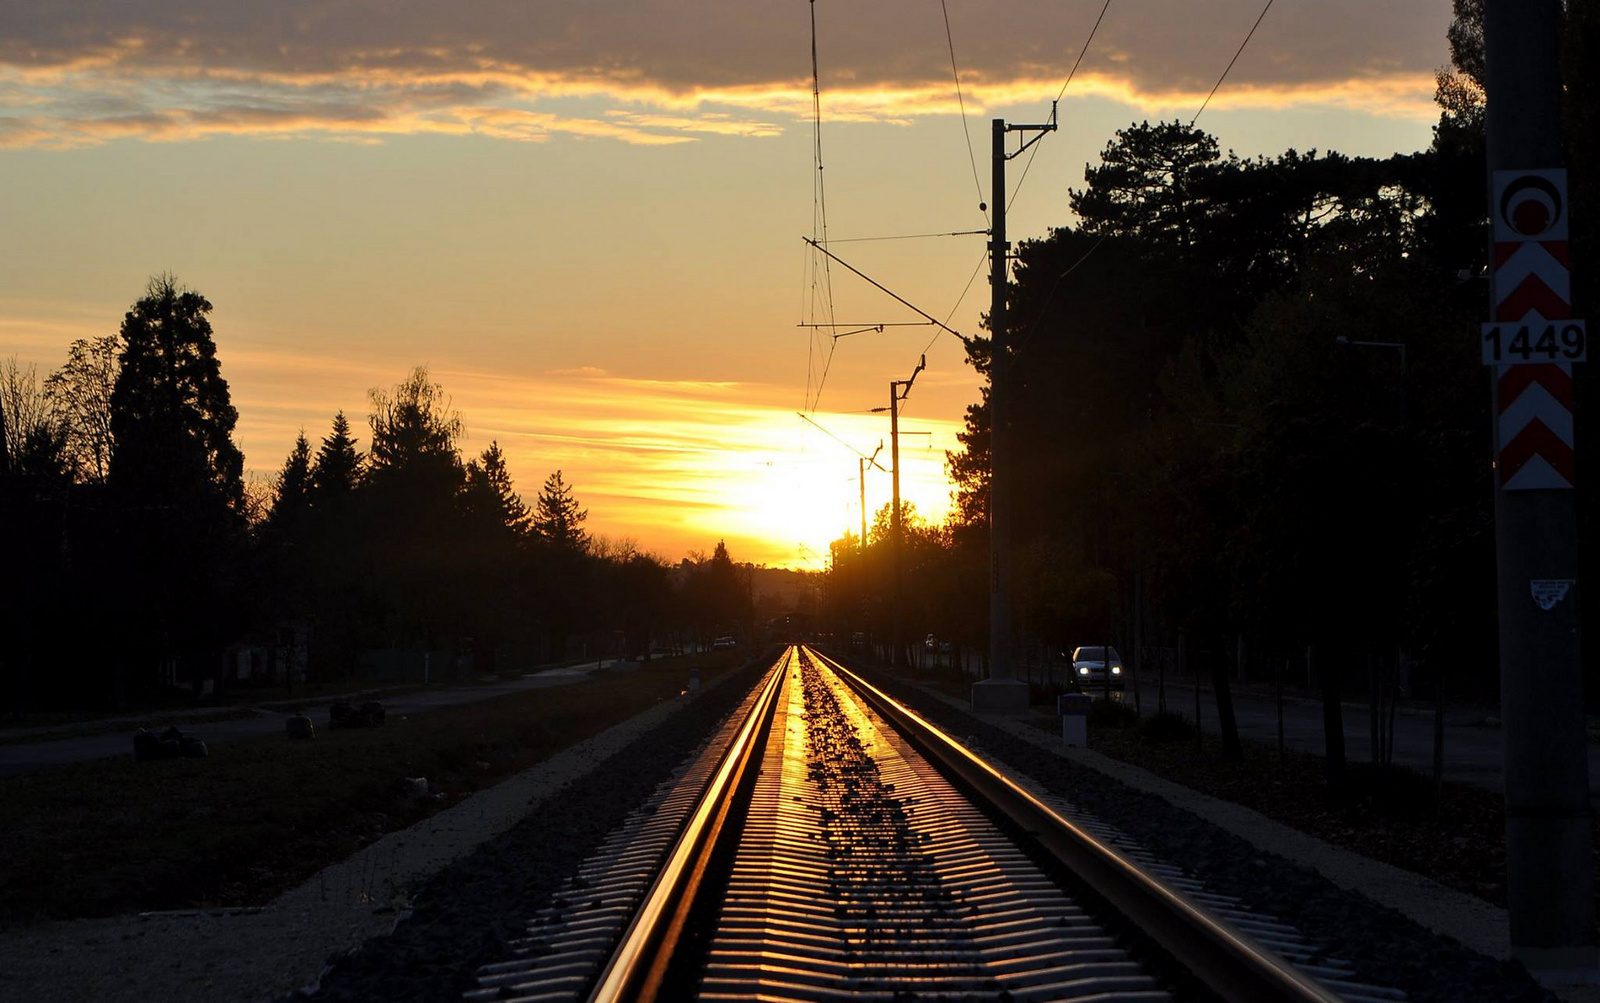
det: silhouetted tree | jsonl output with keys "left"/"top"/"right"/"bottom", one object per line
{"left": 463, "top": 441, "right": 530, "bottom": 538}
{"left": 1, "top": 357, "right": 67, "bottom": 477}
{"left": 110, "top": 275, "right": 245, "bottom": 514}
{"left": 533, "top": 470, "right": 589, "bottom": 552}
{"left": 106, "top": 275, "right": 247, "bottom": 696}
{"left": 268, "top": 433, "right": 313, "bottom": 528}
{"left": 43, "top": 335, "right": 118, "bottom": 483}
{"left": 310, "top": 410, "right": 363, "bottom": 506}
{"left": 367, "top": 366, "right": 462, "bottom": 490}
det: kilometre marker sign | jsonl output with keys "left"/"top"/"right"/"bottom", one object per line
{"left": 1487, "top": 168, "right": 1585, "bottom": 491}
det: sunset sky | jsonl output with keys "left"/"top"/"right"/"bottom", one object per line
{"left": 1, "top": 0, "right": 1449, "bottom": 567}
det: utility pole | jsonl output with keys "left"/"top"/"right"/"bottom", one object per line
{"left": 889, "top": 356, "right": 925, "bottom": 671}
{"left": 1484, "top": 0, "right": 1595, "bottom": 975}
{"left": 857, "top": 441, "right": 881, "bottom": 552}
{"left": 860, "top": 456, "right": 868, "bottom": 550}
{"left": 973, "top": 110, "right": 1055, "bottom": 712}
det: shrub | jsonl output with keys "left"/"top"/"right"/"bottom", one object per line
{"left": 1089, "top": 698, "right": 1139, "bottom": 729}
{"left": 1331, "top": 761, "right": 1437, "bottom": 819}
{"left": 1138, "top": 710, "right": 1196, "bottom": 743}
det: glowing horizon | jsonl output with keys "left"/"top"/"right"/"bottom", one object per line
{"left": 2, "top": 299, "right": 960, "bottom": 568}
{"left": 1, "top": 0, "right": 1450, "bottom": 568}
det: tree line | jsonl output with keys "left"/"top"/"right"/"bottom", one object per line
{"left": 822, "top": 1, "right": 1600, "bottom": 780}
{"left": 1, "top": 276, "right": 754, "bottom": 712}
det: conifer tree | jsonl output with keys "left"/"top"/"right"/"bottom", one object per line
{"left": 269, "top": 432, "right": 313, "bottom": 526}
{"left": 105, "top": 274, "right": 246, "bottom": 687}
{"left": 533, "top": 469, "right": 589, "bottom": 552}
{"left": 310, "top": 410, "right": 363, "bottom": 504}
{"left": 464, "top": 440, "right": 530, "bottom": 536}
{"left": 109, "top": 274, "right": 244, "bottom": 513}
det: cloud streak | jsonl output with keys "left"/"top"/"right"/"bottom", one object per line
{"left": 0, "top": 0, "right": 1452, "bottom": 147}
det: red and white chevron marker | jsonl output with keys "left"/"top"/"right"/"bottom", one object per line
{"left": 1483, "top": 168, "right": 1587, "bottom": 490}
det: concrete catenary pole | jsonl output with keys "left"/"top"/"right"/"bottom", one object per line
{"left": 860, "top": 456, "right": 868, "bottom": 552}
{"left": 890, "top": 379, "right": 904, "bottom": 669}
{"left": 1484, "top": 0, "right": 1595, "bottom": 974}
{"left": 973, "top": 117, "right": 1028, "bottom": 711}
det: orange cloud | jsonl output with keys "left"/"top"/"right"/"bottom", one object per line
{"left": 0, "top": 0, "right": 1451, "bottom": 147}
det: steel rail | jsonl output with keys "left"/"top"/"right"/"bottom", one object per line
{"left": 586, "top": 649, "right": 789, "bottom": 1003}
{"left": 808, "top": 645, "right": 1345, "bottom": 1003}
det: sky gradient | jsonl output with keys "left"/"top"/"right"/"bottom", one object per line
{"left": 1, "top": 0, "right": 1450, "bottom": 566}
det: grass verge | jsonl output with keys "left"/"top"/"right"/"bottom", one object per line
{"left": 0, "top": 651, "right": 742, "bottom": 927}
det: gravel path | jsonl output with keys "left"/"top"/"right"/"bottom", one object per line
{"left": 854, "top": 666, "right": 1557, "bottom": 1003}
{"left": 0, "top": 658, "right": 762, "bottom": 1003}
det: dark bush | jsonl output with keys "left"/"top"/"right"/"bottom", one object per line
{"left": 1089, "top": 698, "right": 1139, "bottom": 729}
{"left": 1331, "top": 761, "right": 1437, "bottom": 819}
{"left": 329, "top": 701, "right": 358, "bottom": 728}
{"left": 1138, "top": 710, "right": 1196, "bottom": 743}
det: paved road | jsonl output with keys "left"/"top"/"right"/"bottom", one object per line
{"left": 0, "top": 660, "right": 637, "bottom": 777}
{"left": 1121, "top": 678, "right": 1600, "bottom": 805}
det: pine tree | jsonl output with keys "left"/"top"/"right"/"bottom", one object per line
{"left": 367, "top": 366, "right": 462, "bottom": 484}
{"left": 109, "top": 274, "right": 244, "bottom": 513}
{"left": 463, "top": 441, "right": 530, "bottom": 536}
{"left": 105, "top": 275, "right": 246, "bottom": 686}
{"left": 310, "top": 410, "right": 363, "bottom": 505}
{"left": 269, "top": 432, "right": 313, "bottom": 526}
{"left": 533, "top": 469, "right": 589, "bottom": 552}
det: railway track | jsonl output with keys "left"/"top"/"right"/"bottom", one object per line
{"left": 468, "top": 646, "right": 1400, "bottom": 1002}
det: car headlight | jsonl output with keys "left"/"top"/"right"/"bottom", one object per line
{"left": 1077, "top": 667, "right": 1088, "bottom": 675}
{"left": 1111, "top": 666, "right": 1122, "bottom": 675}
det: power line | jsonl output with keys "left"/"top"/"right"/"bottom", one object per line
{"left": 1006, "top": 0, "right": 1114, "bottom": 214}
{"left": 797, "top": 321, "right": 935, "bottom": 328}
{"left": 1190, "top": 0, "right": 1275, "bottom": 125}
{"left": 796, "top": 411, "right": 888, "bottom": 470}
{"left": 921, "top": 247, "right": 987, "bottom": 356}
{"left": 813, "top": 337, "right": 838, "bottom": 413}
{"left": 1002, "top": 0, "right": 1272, "bottom": 369}
{"left": 805, "top": 0, "right": 838, "bottom": 415}
{"left": 826, "top": 229, "right": 989, "bottom": 243}
{"left": 802, "top": 238, "right": 967, "bottom": 340}
{"left": 938, "top": 0, "right": 988, "bottom": 225}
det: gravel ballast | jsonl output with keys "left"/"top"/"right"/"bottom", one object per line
{"left": 841, "top": 660, "right": 1558, "bottom": 1003}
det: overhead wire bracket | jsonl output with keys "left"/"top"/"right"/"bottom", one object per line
{"left": 802, "top": 238, "right": 968, "bottom": 341}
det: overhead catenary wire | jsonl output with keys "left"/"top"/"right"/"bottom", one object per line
{"left": 803, "top": 238, "right": 967, "bottom": 341}
{"left": 1005, "top": 0, "right": 1114, "bottom": 214}
{"left": 804, "top": 0, "right": 838, "bottom": 416}
{"left": 1003, "top": 0, "right": 1274, "bottom": 371}
{"left": 1189, "top": 0, "right": 1275, "bottom": 125}
{"left": 938, "top": 0, "right": 988, "bottom": 225}
{"left": 796, "top": 321, "right": 936, "bottom": 328}
{"left": 921, "top": 247, "right": 988, "bottom": 356}
{"left": 796, "top": 411, "right": 888, "bottom": 470}
{"left": 826, "top": 229, "right": 989, "bottom": 243}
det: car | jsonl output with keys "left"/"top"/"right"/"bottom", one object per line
{"left": 1071, "top": 645, "right": 1125, "bottom": 690}
{"left": 711, "top": 636, "right": 737, "bottom": 650}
